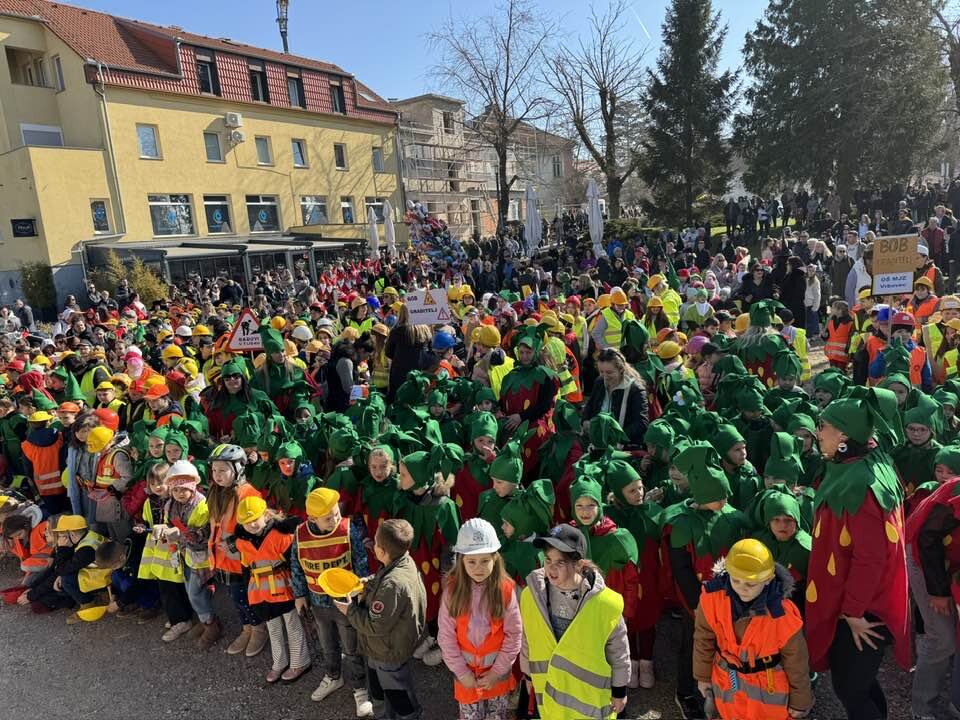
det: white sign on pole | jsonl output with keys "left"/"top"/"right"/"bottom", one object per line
{"left": 405, "top": 289, "right": 451, "bottom": 325}
{"left": 225, "top": 308, "right": 263, "bottom": 352}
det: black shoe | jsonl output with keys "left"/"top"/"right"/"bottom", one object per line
{"left": 675, "top": 693, "right": 705, "bottom": 720}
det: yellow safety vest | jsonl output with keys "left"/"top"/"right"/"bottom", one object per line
{"left": 521, "top": 583, "right": 623, "bottom": 720}
{"left": 849, "top": 316, "right": 873, "bottom": 356}
{"left": 76, "top": 531, "right": 109, "bottom": 593}
{"left": 137, "top": 500, "right": 210, "bottom": 583}
{"left": 372, "top": 348, "right": 390, "bottom": 390}
{"left": 793, "top": 329, "right": 811, "bottom": 382}
{"left": 489, "top": 354, "right": 514, "bottom": 400}
{"left": 80, "top": 364, "right": 109, "bottom": 407}
{"left": 660, "top": 289, "right": 682, "bottom": 327}
{"left": 571, "top": 316, "right": 589, "bottom": 356}
{"left": 600, "top": 308, "right": 636, "bottom": 349}
{"left": 923, "top": 323, "right": 943, "bottom": 357}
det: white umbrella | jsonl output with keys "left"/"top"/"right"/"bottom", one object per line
{"left": 524, "top": 184, "right": 542, "bottom": 257}
{"left": 382, "top": 198, "right": 397, "bottom": 260}
{"left": 587, "top": 178, "right": 604, "bottom": 258}
{"left": 367, "top": 206, "right": 380, "bottom": 260}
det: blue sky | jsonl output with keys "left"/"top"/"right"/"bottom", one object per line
{"left": 74, "top": 0, "right": 767, "bottom": 100}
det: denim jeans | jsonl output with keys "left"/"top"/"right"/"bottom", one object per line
{"left": 311, "top": 605, "right": 366, "bottom": 687}
{"left": 182, "top": 565, "right": 213, "bottom": 623}
{"left": 224, "top": 575, "right": 260, "bottom": 626}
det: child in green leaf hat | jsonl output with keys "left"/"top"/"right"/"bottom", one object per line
{"left": 732, "top": 384, "right": 775, "bottom": 474}
{"left": 812, "top": 367, "right": 849, "bottom": 410}
{"left": 787, "top": 414, "right": 823, "bottom": 488}
{"left": 642, "top": 419, "right": 674, "bottom": 496}
{"left": 751, "top": 489, "right": 811, "bottom": 609}
{"left": 535, "top": 400, "right": 584, "bottom": 523}
{"left": 499, "top": 478, "right": 554, "bottom": 583}
{"left": 710, "top": 423, "right": 763, "bottom": 511}
{"left": 426, "top": 389, "right": 462, "bottom": 445}
{"left": 271, "top": 440, "right": 319, "bottom": 519}
{"left": 604, "top": 459, "right": 663, "bottom": 689}
{"left": 359, "top": 443, "right": 401, "bottom": 572}
{"left": 476, "top": 436, "right": 524, "bottom": 542}
{"left": 396, "top": 443, "right": 463, "bottom": 641}
{"left": 452, "top": 411, "right": 497, "bottom": 522}
{"left": 659, "top": 441, "right": 750, "bottom": 711}
{"left": 388, "top": 371, "right": 431, "bottom": 432}
{"left": 733, "top": 299, "right": 789, "bottom": 389}
{"left": 251, "top": 325, "right": 309, "bottom": 419}
{"left": 934, "top": 388, "right": 960, "bottom": 444}
{"left": 324, "top": 425, "right": 362, "bottom": 515}
{"left": 891, "top": 402, "right": 942, "bottom": 498}
{"left": 756, "top": 431, "right": 815, "bottom": 531}
{"left": 764, "top": 349, "right": 808, "bottom": 413}
{"left": 289, "top": 398, "right": 323, "bottom": 461}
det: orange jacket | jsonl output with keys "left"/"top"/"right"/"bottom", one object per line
{"left": 10, "top": 520, "right": 53, "bottom": 575}
{"left": 22, "top": 435, "right": 64, "bottom": 496}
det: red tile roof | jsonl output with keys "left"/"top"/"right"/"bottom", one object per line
{"left": 0, "top": 0, "right": 393, "bottom": 112}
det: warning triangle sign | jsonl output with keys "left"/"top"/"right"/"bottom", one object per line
{"left": 423, "top": 291, "right": 436, "bottom": 306}
{"left": 436, "top": 307, "right": 451, "bottom": 322}
{"left": 225, "top": 308, "right": 263, "bottom": 352}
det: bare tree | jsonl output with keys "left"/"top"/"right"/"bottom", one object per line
{"left": 429, "top": 0, "right": 555, "bottom": 234}
{"left": 930, "top": 2, "right": 960, "bottom": 118}
{"left": 543, "top": 0, "right": 648, "bottom": 220}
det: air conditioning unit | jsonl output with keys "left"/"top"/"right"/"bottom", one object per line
{"left": 224, "top": 112, "right": 243, "bottom": 128}
{"left": 229, "top": 129, "right": 246, "bottom": 144}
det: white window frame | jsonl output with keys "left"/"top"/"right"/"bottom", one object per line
{"left": 203, "top": 131, "right": 223, "bottom": 163}
{"left": 245, "top": 194, "right": 281, "bottom": 233}
{"left": 202, "top": 194, "right": 234, "bottom": 235}
{"left": 364, "top": 196, "right": 386, "bottom": 223}
{"left": 34, "top": 58, "right": 46, "bottom": 87}
{"left": 148, "top": 194, "right": 195, "bottom": 237}
{"left": 340, "top": 196, "right": 355, "bottom": 224}
{"left": 52, "top": 55, "right": 65, "bottom": 92}
{"left": 136, "top": 124, "right": 161, "bottom": 159}
{"left": 333, "top": 143, "right": 347, "bottom": 170}
{"left": 300, "top": 195, "right": 329, "bottom": 225}
{"left": 372, "top": 146, "right": 385, "bottom": 173}
{"left": 19, "top": 123, "right": 64, "bottom": 147}
{"left": 90, "top": 199, "right": 111, "bottom": 235}
{"left": 291, "top": 139, "right": 308, "bottom": 168}
{"left": 255, "top": 136, "right": 273, "bottom": 166}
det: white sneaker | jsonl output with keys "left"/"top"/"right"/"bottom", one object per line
{"left": 628, "top": 659, "right": 639, "bottom": 689}
{"left": 161, "top": 620, "right": 194, "bottom": 643}
{"left": 413, "top": 635, "right": 435, "bottom": 660}
{"left": 354, "top": 688, "right": 374, "bottom": 718}
{"left": 422, "top": 646, "right": 443, "bottom": 667}
{"left": 637, "top": 659, "right": 655, "bottom": 689}
{"left": 311, "top": 675, "right": 344, "bottom": 702}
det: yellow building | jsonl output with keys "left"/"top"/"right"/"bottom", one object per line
{"left": 0, "top": 0, "right": 405, "bottom": 303}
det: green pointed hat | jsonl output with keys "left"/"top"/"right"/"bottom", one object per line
{"left": 232, "top": 408, "right": 266, "bottom": 447}
{"left": 749, "top": 300, "right": 785, "bottom": 328}
{"left": 500, "top": 478, "right": 554, "bottom": 538}
{"left": 588, "top": 413, "right": 627, "bottom": 449}
{"left": 220, "top": 358, "right": 246, "bottom": 378}
{"left": 674, "top": 442, "right": 730, "bottom": 504}
{"left": 474, "top": 386, "right": 497, "bottom": 406}
{"left": 31, "top": 389, "right": 57, "bottom": 411}
{"left": 820, "top": 386, "right": 898, "bottom": 445}
{"left": 772, "top": 349, "right": 802, "bottom": 380}
{"left": 935, "top": 444, "right": 960, "bottom": 474}
{"left": 259, "top": 326, "right": 285, "bottom": 355}
{"left": 468, "top": 411, "right": 499, "bottom": 442}
{"left": 712, "top": 354, "right": 747, "bottom": 378}
{"left": 553, "top": 399, "right": 581, "bottom": 434}
{"left": 711, "top": 424, "right": 745, "bottom": 457}
{"left": 489, "top": 435, "right": 524, "bottom": 485}
{"left": 63, "top": 373, "right": 84, "bottom": 403}
{"left": 427, "top": 389, "right": 447, "bottom": 407}
{"left": 569, "top": 476, "right": 604, "bottom": 526}
{"left": 374, "top": 426, "right": 422, "bottom": 457}
{"left": 164, "top": 429, "right": 189, "bottom": 457}
{"left": 813, "top": 367, "right": 849, "bottom": 401}
{"left": 512, "top": 324, "right": 547, "bottom": 354}
{"left": 605, "top": 459, "right": 643, "bottom": 506}
{"left": 328, "top": 426, "right": 361, "bottom": 461}
{"left": 276, "top": 440, "right": 304, "bottom": 462}
{"left": 620, "top": 319, "right": 649, "bottom": 352}
{"left": 759, "top": 487, "right": 803, "bottom": 526}
{"left": 401, "top": 442, "right": 464, "bottom": 489}
{"left": 881, "top": 337, "right": 912, "bottom": 377}
{"left": 50, "top": 366, "right": 69, "bottom": 381}
{"left": 644, "top": 419, "right": 675, "bottom": 451}
{"left": 394, "top": 371, "right": 431, "bottom": 406}
{"left": 764, "top": 431, "right": 804, "bottom": 485}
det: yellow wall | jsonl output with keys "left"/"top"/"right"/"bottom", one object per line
{"left": 0, "top": 146, "right": 44, "bottom": 264}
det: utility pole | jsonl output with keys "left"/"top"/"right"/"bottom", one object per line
{"left": 276, "top": 0, "right": 290, "bottom": 53}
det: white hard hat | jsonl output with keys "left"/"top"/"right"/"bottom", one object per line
{"left": 175, "top": 325, "right": 193, "bottom": 337}
{"left": 291, "top": 325, "right": 314, "bottom": 342}
{"left": 451, "top": 518, "right": 500, "bottom": 555}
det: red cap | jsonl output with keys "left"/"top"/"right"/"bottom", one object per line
{"left": 165, "top": 370, "right": 187, "bottom": 387}
{"left": 6, "top": 359, "right": 24, "bottom": 372}
{"left": 144, "top": 384, "right": 170, "bottom": 400}
{"left": 93, "top": 408, "right": 120, "bottom": 432}
{"left": 565, "top": 295, "right": 581, "bottom": 308}
{"left": 892, "top": 312, "right": 916, "bottom": 328}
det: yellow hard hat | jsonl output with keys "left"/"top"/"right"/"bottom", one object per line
{"left": 656, "top": 340, "right": 682, "bottom": 360}
{"left": 193, "top": 324, "right": 213, "bottom": 337}
{"left": 597, "top": 293, "right": 612, "bottom": 310}
{"left": 236, "top": 496, "right": 267, "bottom": 525}
{"left": 156, "top": 329, "right": 173, "bottom": 344}
{"left": 383, "top": 286, "right": 398, "bottom": 298}
{"left": 475, "top": 325, "right": 501, "bottom": 348}
{"left": 389, "top": 301, "right": 403, "bottom": 313}
{"left": 734, "top": 313, "right": 751, "bottom": 335}
{"left": 305, "top": 487, "right": 340, "bottom": 518}
{"left": 610, "top": 289, "right": 628, "bottom": 305}
{"left": 77, "top": 604, "right": 108, "bottom": 622}
{"left": 54, "top": 514, "right": 88, "bottom": 532}
{"left": 96, "top": 381, "right": 115, "bottom": 391}
{"left": 318, "top": 567, "right": 364, "bottom": 598}
{"left": 447, "top": 286, "right": 459, "bottom": 301}
{"left": 270, "top": 316, "right": 287, "bottom": 331}
{"left": 647, "top": 296, "right": 664, "bottom": 309}
{"left": 647, "top": 274, "right": 666, "bottom": 290}
{"left": 33, "top": 355, "right": 50, "bottom": 367}
{"left": 86, "top": 426, "right": 115, "bottom": 454}
{"left": 725, "top": 539, "right": 775, "bottom": 582}
{"left": 161, "top": 345, "right": 184, "bottom": 361}
{"left": 28, "top": 411, "right": 53, "bottom": 423}
{"left": 459, "top": 285, "right": 475, "bottom": 300}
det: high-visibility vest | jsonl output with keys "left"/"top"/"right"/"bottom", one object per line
{"left": 349, "top": 317, "right": 374, "bottom": 335}
{"left": 453, "top": 580, "right": 518, "bottom": 704}
{"left": 909, "top": 346, "right": 927, "bottom": 386}
{"left": 76, "top": 530, "right": 111, "bottom": 594}
{"left": 824, "top": 318, "right": 854, "bottom": 364}
{"left": 521, "top": 581, "right": 623, "bottom": 720}
{"left": 660, "top": 289, "right": 682, "bottom": 326}
{"left": 488, "top": 354, "right": 514, "bottom": 400}
{"left": 849, "top": 314, "right": 873, "bottom": 355}
{"left": 137, "top": 500, "right": 210, "bottom": 583}
{"left": 95, "top": 446, "right": 128, "bottom": 488}
{"left": 296, "top": 517, "right": 352, "bottom": 593}
{"left": 865, "top": 335, "right": 886, "bottom": 367}
{"left": 209, "top": 483, "right": 261, "bottom": 575}
{"left": 699, "top": 586, "right": 804, "bottom": 720}
{"left": 238, "top": 527, "right": 295, "bottom": 605}
{"left": 909, "top": 295, "right": 939, "bottom": 324}
{"left": 792, "top": 329, "right": 810, "bottom": 382}
{"left": 571, "top": 316, "right": 589, "bottom": 357}
{"left": 371, "top": 348, "right": 390, "bottom": 390}
{"left": 564, "top": 346, "right": 583, "bottom": 403}
{"left": 80, "top": 364, "right": 109, "bottom": 407}
{"left": 22, "top": 435, "right": 65, "bottom": 497}
{"left": 600, "top": 308, "right": 636, "bottom": 349}
{"left": 10, "top": 520, "right": 52, "bottom": 575}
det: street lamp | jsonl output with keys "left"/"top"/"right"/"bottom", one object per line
{"left": 276, "top": 0, "right": 289, "bottom": 53}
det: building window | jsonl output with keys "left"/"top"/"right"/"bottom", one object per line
{"left": 291, "top": 139, "right": 308, "bottom": 168}
{"left": 203, "top": 132, "right": 223, "bottom": 162}
{"left": 372, "top": 146, "right": 384, "bottom": 173}
{"left": 552, "top": 154, "right": 562, "bottom": 178}
{"left": 52, "top": 55, "right": 65, "bottom": 91}
{"left": 203, "top": 195, "right": 233, "bottom": 234}
{"left": 148, "top": 194, "right": 194, "bottom": 236}
{"left": 137, "top": 124, "right": 161, "bottom": 159}
{"left": 300, "top": 195, "right": 328, "bottom": 225}
{"left": 249, "top": 59, "right": 269, "bottom": 103}
{"left": 20, "top": 123, "right": 63, "bottom": 147}
{"left": 255, "top": 136, "right": 273, "bottom": 165}
{"left": 196, "top": 50, "right": 220, "bottom": 96}
{"left": 340, "top": 196, "right": 355, "bottom": 224}
{"left": 442, "top": 111, "right": 455, "bottom": 134}
{"left": 333, "top": 143, "right": 347, "bottom": 170}
{"left": 287, "top": 72, "right": 306, "bottom": 108}
{"left": 32, "top": 58, "right": 46, "bottom": 87}
{"left": 364, "top": 197, "right": 386, "bottom": 223}
{"left": 90, "top": 200, "right": 110, "bottom": 234}
{"left": 330, "top": 83, "right": 346, "bottom": 114}
{"left": 246, "top": 195, "right": 280, "bottom": 232}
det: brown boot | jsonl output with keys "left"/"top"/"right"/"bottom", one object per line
{"left": 246, "top": 623, "right": 268, "bottom": 657}
{"left": 196, "top": 618, "right": 222, "bottom": 650}
{"left": 226, "top": 625, "right": 252, "bottom": 655}
{"left": 186, "top": 621, "right": 206, "bottom": 642}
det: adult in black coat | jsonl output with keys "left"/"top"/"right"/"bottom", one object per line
{"left": 582, "top": 348, "right": 649, "bottom": 447}
{"left": 778, "top": 256, "right": 807, "bottom": 327}
{"left": 384, "top": 305, "right": 433, "bottom": 401}
{"left": 734, "top": 264, "right": 775, "bottom": 311}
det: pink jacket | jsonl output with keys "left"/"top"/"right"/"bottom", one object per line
{"left": 437, "top": 580, "right": 523, "bottom": 680}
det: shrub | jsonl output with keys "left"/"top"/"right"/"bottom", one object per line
{"left": 18, "top": 261, "right": 56, "bottom": 316}
{"left": 90, "top": 250, "right": 166, "bottom": 306}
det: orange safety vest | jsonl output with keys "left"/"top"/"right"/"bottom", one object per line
{"left": 295, "top": 516, "right": 352, "bottom": 593}
{"left": 436, "top": 359, "right": 459, "bottom": 380}
{"left": 865, "top": 335, "right": 886, "bottom": 367}
{"left": 21, "top": 435, "right": 64, "bottom": 496}
{"left": 95, "top": 446, "right": 128, "bottom": 488}
{"left": 564, "top": 346, "right": 583, "bottom": 403}
{"left": 209, "top": 483, "right": 261, "bottom": 575}
{"left": 10, "top": 520, "right": 53, "bottom": 574}
{"left": 453, "top": 580, "right": 518, "bottom": 704}
{"left": 237, "top": 528, "right": 295, "bottom": 605}
{"left": 908, "top": 295, "right": 939, "bottom": 323}
{"left": 909, "top": 346, "right": 927, "bottom": 386}
{"left": 699, "top": 586, "right": 804, "bottom": 720}
{"left": 824, "top": 318, "right": 854, "bottom": 364}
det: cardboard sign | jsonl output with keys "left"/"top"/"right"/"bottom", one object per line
{"left": 225, "top": 308, "right": 263, "bottom": 352}
{"left": 872, "top": 234, "right": 918, "bottom": 295}
{"left": 405, "top": 288, "right": 451, "bottom": 325}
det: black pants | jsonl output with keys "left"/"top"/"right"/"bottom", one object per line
{"left": 157, "top": 580, "right": 193, "bottom": 625}
{"left": 367, "top": 659, "right": 420, "bottom": 720}
{"left": 41, "top": 494, "right": 70, "bottom": 516}
{"left": 677, "top": 612, "right": 696, "bottom": 697}
{"left": 828, "top": 618, "right": 891, "bottom": 720}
